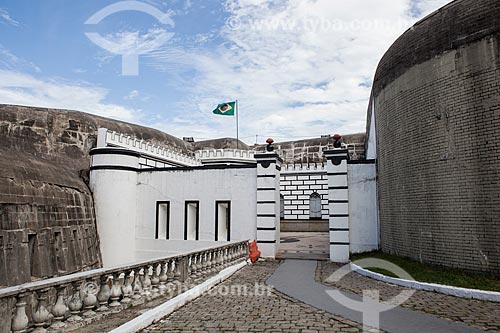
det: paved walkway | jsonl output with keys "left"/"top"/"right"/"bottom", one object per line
{"left": 268, "top": 260, "right": 486, "bottom": 333}
{"left": 141, "top": 261, "right": 365, "bottom": 332}
{"left": 318, "top": 261, "right": 500, "bottom": 332}
{"left": 141, "top": 260, "right": 498, "bottom": 332}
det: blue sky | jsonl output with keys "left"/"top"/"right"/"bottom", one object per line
{"left": 0, "top": 0, "right": 451, "bottom": 144}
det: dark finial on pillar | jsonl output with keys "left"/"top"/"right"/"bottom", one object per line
{"left": 333, "top": 134, "right": 342, "bottom": 149}
{"left": 266, "top": 138, "right": 275, "bottom": 152}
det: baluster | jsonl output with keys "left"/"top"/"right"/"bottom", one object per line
{"left": 234, "top": 245, "right": 239, "bottom": 260}
{"left": 223, "top": 248, "right": 229, "bottom": 267}
{"left": 166, "top": 259, "right": 175, "bottom": 293}
{"left": 158, "top": 261, "right": 168, "bottom": 294}
{"left": 67, "top": 281, "right": 83, "bottom": 322}
{"left": 197, "top": 253, "right": 205, "bottom": 279}
{"left": 11, "top": 292, "right": 29, "bottom": 333}
{"left": 173, "top": 258, "right": 182, "bottom": 290}
{"left": 216, "top": 249, "right": 223, "bottom": 271}
{"left": 51, "top": 284, "right": 68, "bottom": 329}
{"left": 242, "top": 244, "right": 248, "bottom": 260}
{"left": 227, "top": 247, "right": 232, "bottom": 265}
{"left": 32, "top": 288, "right": 51, "bottom": 333}
{"left": 109, "top": 273, "right": 122, "bottom": 308}
{"left": 121, "top": 270, "right": 133, "bottom": 304}
{"left": 240, "top": 244, "right": 245, "bottom": 259}
{"left": 205, "top": 251, "right": 212, "bottom": 275}
{"left": 96, "top": 275, "right": 111, "bottom": 312}
{"left": 210, "top": 251, "right": 217, "bottom": 273}
{"left": 132, "top": 268, "right": 143, "bottom": 300}
{"left": 227, "top": 247, "right": 232, "bottom": 266}
{"left": 232, "top": 246, "right": 237, "bottom": 262}
{"left": 82, "top": 279, "right": 98, "bottom": 317}
{"left": 141, "top": 266, "right": 152, "bottom": 299}
{"left": 207, "top": 251, "right": 215, "bottom": 274}
{"left": 186, "top": 255, "right": 193, "bottom": 285}
{"left": 191, "top": 254, "right": 199, "bottom": 279}
{"left": 200, "top": 252, "right": 207, "bottom": 277}
{"left": 150, "top": 264, "right": 160, "bottom": 298}
{"left": 230, "top": 247, "right": 235, "bottom": 263}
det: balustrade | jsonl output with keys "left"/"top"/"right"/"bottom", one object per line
{"left": 2, "top": 241, "right": 248, "bottom": 333}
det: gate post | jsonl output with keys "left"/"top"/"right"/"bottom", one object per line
{"left": 324, "top": 148, "right": 350, "bottom": 263}
{"left": 254, "top": 148, "right": 282, "bottom": 258}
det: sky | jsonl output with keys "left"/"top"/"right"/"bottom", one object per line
{"left": 0, "top": 0, "right": 452, "bottom": 144}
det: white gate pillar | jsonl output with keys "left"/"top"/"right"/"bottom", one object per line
{"left": 324, "top": 148, "right": 350, "bottom": 263}
{"left": 254, "top": 150, "right": 282, "bottom": 258}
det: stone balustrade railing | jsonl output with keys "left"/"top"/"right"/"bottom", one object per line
{"left": 97, "top": 128, "right": 202, "bottom": 167}
{"left": 1, "top": 241, "right": 248, "bottom": 333}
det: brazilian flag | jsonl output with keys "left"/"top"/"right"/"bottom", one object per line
{"left": 213, "top": 101, "right": 236, "bottom": 116}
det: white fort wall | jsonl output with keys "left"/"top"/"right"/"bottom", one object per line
{"left": 90, "top": 128, "right": 379, "bottom": 266}
{"left": 135, "top": 167, "right": 257, "bottom": 260}
{"left": 91, "top": 160, "right": 257, "bottom": 266}
{"left": 348, "top": 162, "right": 379, "bottom": 253}
{"left": 90, "top": 129, "right": 260, "bottom": 267}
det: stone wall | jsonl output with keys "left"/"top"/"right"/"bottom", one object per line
{"left": 0, "top": 104, "right": 193, "bottom": 286}
{"left": 254, "top": 134, "right": 366, "bottom": 164}
{"left": 372, "top": 0, "right": 500, "bottom": 273}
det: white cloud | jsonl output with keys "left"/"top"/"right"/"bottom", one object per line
{"left": 0, "top": 1, "right": 453, "bottom": 143}
{"left": 88, "top": 28, "right": 174, "bottom": 56}
{"left": 0, "top": 8, "right": 19, "bottom": 27}
{"left": 0, "top": 44, "right": 41, "bottom": 73}
{"left": 0, "top": 70, "right": 140, "bottom": 122}
{"left": 124, "top": 89, "right": 140, "bottom": 100}
{"left": 410, "top": 0, "right": 451, "bottom": 17}
{"left": 147, "top": 0, "right": 452, "bottom": 142}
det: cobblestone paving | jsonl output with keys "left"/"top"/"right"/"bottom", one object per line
{"left": 317, "top": 261, "right": 500, "bottom": 332}
{"left": 142, "top": 261, "right": 370, "bottom": 333}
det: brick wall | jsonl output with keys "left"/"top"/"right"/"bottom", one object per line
{"left": 280, "top": 168, "right": 329, "bottom": 220}
{"left": 374, "top": 2, "right": 500, "bottom": 273}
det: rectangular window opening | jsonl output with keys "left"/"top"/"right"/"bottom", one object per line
{"left": 184, "top": 201, "right": 199, "bottom": 240}
{"left": 156, "top": 201, "right": 170, "bottom": 239}
{"left": 215, "top": 201, "right": 231, "bottom": 242}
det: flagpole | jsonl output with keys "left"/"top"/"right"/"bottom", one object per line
{"left": 236, "top": 100, "right": 239, "bottom": 150}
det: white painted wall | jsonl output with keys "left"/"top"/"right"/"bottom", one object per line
{"left": 366, "top": 101, "right": 377, "bottom": 160}
{"left": 134, "top": 239, "right": 231, "bottom": 261}
{"left": 136, "top": 167, "right": 257, "bottom": 252}
{"left": 91, "top": 148, "right": 257, "bottom": 267}
{"left": 348, "top": 163, "right": 379, "bottom": 253}
{"left": 90, "top": 151, "right": 140, "bottom": 267}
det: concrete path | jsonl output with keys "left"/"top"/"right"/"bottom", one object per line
{"left": 267, "top": 260, "right": 485, "bottom": 333}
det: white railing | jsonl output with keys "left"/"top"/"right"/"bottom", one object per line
{"left": 97, "top": 128, "right": 202, "bottom": 167}
{"left": 2, "top": 241, "right": 248, "bottom": 333}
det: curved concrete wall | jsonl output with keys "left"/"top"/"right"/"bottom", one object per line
{"left": 372, "top": 0, "right": 500, "bottom": 273}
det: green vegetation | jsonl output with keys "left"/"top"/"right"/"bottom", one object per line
{"left": 351, "top": 251, "right": 500, "bottom": 292}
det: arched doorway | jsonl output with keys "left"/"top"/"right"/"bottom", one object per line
{"left": 309, "top": 192, "right": 322, "bottom": 220}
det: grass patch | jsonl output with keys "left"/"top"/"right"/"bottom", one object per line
{"left": 351, "top": 251, "right": 500, "bottom": 292}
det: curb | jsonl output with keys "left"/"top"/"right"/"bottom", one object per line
{"left": 110, "top": 261, "right": 248, "bottom": 333}
{"left": 351, "top": 263, "right": 500, "bottom": 303}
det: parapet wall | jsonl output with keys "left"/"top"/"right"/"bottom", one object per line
{"left": 373, "top": 0, "right": 500, "bottom": 273}
{"left": 98, "top": 128, "right": 201, "bottom": 167}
